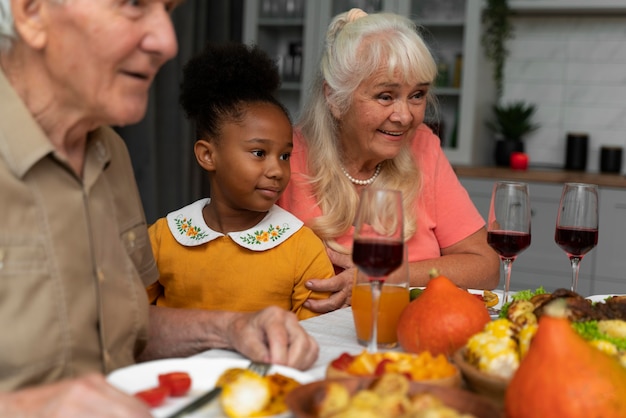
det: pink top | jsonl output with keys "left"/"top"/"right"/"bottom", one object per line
{"left": 278, "top": 124, "right": 485, "bottom": 262}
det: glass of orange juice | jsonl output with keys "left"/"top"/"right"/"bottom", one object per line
{"left": 351, "top": 246, "right": 409, "bottom": 348}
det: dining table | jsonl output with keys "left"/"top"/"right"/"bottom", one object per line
{"left": 192, "top": 306, "right": 394, "bottom": 380}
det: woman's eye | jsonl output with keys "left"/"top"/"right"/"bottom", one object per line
{"left": 378, "top": 94, "right": 393, "bottom": 101}
{"left": 125, "top": 0, "right": 141, "bottom": 6}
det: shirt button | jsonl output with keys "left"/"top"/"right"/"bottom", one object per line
{"left": 127, "top": 231, "right": 136, "bottom": 249}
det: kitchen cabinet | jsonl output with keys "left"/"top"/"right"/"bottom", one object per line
{"left": 592, "top": 188, "right": 626, "bottom": 294}
{"left": 242, "top": 0, "right": 491, "bottom": 165}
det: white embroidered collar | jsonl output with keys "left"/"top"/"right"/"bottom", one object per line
{"left": 166, "top": 198, "right": 304, "bottom": 251}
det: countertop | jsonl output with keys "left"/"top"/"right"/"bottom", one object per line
{"left": 454, "top": 166, "right": 626, "bottom": 189}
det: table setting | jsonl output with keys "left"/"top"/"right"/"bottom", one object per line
{"left": 106, "top": 185, "right": 626, "bottom": 418}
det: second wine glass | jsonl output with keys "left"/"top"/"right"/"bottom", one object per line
{"left": 554, "top": 183, "right": 599, "bottom": 293}
{"left": 352, "top": 188, "right": 404, "bottom": 353}
{"left": 487, "top": 181, "right": 532, "bottom": 309}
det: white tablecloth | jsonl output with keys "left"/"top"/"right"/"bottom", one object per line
{"left": 193, "top": 307, "right": 398, "bottom": 380}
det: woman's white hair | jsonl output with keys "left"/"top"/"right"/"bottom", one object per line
{"left": 0, "top": 0, "right": 16, "bottom": 53}
{"left": 297, "top": 10, "right": 438, "bottom": 250}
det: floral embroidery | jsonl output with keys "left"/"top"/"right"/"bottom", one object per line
{"left": 174, "top": 216, "right": 208, "bottom": 240}
{"left": 240, "top": 224, "right": 290, "bottom": 245}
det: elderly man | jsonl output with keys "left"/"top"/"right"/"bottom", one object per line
{"left": 0, "top": 0, "right": 317, "bottom": 416}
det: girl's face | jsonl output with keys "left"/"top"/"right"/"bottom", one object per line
{"left": 199, "top": 102, "right": 293, "bottom": 217}
{"left": 337, "top": 66, "right": 429, "bottom": 162}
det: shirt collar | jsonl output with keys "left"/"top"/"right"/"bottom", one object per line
{"left": 166, "top": 198, "right": 304, "bottom": 251}
{"left": 0, "top": 69, "right": 111, "bottom": 180}
{"left": 0, "top": 69, "right": 53, "bottom": 178}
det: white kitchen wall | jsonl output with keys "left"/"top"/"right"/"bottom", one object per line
{"left": 502, "top": 14, "right": 626, "bottom": 173}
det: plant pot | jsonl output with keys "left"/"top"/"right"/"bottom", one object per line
{"left": 494, "top": 140, "right": 524, "bottom": 167}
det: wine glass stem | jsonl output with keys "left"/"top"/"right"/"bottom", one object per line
{"left": 502, "top": 258, "right": 514, "bottom": 305}
{"left": 570, "top": 257, "right": 581, "bottom": 292}
{"left": 369, "top": 280, "right": 382, "bottom": 353}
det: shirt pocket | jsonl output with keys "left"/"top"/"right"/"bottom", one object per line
{"left": 0, "top": 243, "right": 63, "bottom": 388}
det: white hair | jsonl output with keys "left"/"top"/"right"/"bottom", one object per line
{"left": 0, "top": 0, "right": 15, "bottom": 53}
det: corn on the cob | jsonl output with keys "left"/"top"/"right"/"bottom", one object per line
{"left": 466, "top": 319, "right": 519, "bottom": 379}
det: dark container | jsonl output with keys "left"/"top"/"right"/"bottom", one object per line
{"left": 565, "top": 133, "right": 588, "bottom": 171}
{"left": 600, "top": 146, "right": 622, "bottom": 173}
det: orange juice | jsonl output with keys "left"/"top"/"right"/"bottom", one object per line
{"left": 352, "top": 283, "right": 409, "bottom": 347}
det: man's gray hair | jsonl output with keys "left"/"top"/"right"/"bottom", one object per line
{"left": 0, "top": 0, "right": 16, "bottom": 53}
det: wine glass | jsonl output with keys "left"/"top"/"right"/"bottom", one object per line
{"left": 555, "top": 183, "right": 599, "bottom": 293}
{"left": 487, "top": 181, "right": 532, "bottom": 309}
{"left": 352, "top": 188, "right": 404, "bottom": 353}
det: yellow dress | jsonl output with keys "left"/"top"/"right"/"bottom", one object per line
{"left": 148, "top": 199, "right": 334, "bottom": 319}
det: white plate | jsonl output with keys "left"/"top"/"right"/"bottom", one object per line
{"left": 107, "top": 358, "right": 314, "bottom": 418}
{"left": 586, "top": 294, "right": 621, "bottom": 303}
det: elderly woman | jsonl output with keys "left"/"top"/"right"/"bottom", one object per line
{"left": 0, "top": 0, "right": 317, "bottom": 415}
{"left": 279, "top": 9, "right": 500, "bottom": 313}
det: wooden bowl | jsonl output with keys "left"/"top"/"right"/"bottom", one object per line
{"left": 325, "top": 362, "right": 462, "bottom": 388}
{"left": 285, "top": 377, "right": 503, "bottom": 418}
{"left": 452, "top": 347, "right": 510, "bottom": 406}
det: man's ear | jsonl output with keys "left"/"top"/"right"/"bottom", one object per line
{"left": 323, "top": 81, "right": 341, "bottom": 119}
{"left": 11, "top": 0, "right": 47, "bottom": 50}
{"left": 194, "top": 139, "right": 216, "bottom": 171}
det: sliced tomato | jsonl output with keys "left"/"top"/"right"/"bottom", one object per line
{"left": 158, "top": 372, "right": 192, "bottom": 397}
{"left": 135, "top": 386, "right": 170, "bottom": 408}
{"left": 330, "top": 352, "right": 355, "bottom": 371}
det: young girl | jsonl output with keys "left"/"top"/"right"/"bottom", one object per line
{"left": 147, "top": 42, "right": 333, "bottom": 320}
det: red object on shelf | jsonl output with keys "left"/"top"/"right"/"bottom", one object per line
{"left": 510, "top": 152, "right": 529, "bottom": 170}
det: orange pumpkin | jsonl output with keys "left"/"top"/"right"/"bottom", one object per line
{"left": 396, "top": 270, "right": 491, "bottom": 357}
{"left": 505, "top": 299, "right": 626, "bottom": 418}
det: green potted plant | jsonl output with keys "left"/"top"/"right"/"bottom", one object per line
{"left": 482, "top": 0, "right": 513, "bottom": 100}
{"left": 486, "top": 101, "right": 540, "bottom": 166}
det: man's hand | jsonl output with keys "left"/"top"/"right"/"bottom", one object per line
{"left": 228, "top": 306, "right": 319, "bottom": 370}
{"left": 0, "top": 374, "right": 152, "bottom": 418}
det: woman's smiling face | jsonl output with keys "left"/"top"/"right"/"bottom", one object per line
{"left": 337, "top": 67, "right": 430, "bottom": 162}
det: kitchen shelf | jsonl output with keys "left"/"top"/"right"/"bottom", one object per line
{"left": 510, "top": 0, "right": 626, "bottom": 14}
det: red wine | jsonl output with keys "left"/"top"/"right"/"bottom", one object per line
{"left": 352, "top": 240, "right": 403, "bottom": 278}
{"left": 555, "top": 227, "right": 598, "bottom": 257}
{"left": 487, "top": 231, "right": 531, "bottom": 258}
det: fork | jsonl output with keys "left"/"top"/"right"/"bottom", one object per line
{"left": 165, "top": 361, "right": 272, "bottom": 418}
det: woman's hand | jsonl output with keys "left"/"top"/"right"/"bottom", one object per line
{"left": 304, "top": 247, "right": 355, "bottom": 314}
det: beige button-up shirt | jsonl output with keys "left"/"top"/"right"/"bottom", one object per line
{"left": 0, "top": 70, "right": 158, "bottom": 390}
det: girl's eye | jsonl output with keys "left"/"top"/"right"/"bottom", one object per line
{"left": 280, "top": 153, "right": 291, "bottom": 161}
{"left": 125, "top": 0, "right": 142, "bottom": 6}
{"left": 252, "top": 150, "right": 265, "bottom": 158}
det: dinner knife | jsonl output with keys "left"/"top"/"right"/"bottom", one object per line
{"left": 164, "top": 386, "right": 222, "bottom": 418}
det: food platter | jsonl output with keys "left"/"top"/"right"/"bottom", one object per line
{"left": 107, "top": 358, "right": 314, "bottom": 418}
{"left": 286, "top": 376, "right": 503, "bottom": 418}
{"left": 586, "top": 294, "right": 622, "bottom": 303}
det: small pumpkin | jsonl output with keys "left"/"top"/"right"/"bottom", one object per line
{"left": 505, "top": 299, "right": 626, "bottom": 418}
{"left": 396, "top": 270, "right": 491, "bottom": 357}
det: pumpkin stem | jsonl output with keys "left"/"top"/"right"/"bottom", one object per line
{"left": 428, "top": 268, "right": 439, "bottom": 279}
{"left": 543, "top": 298, "right": 570, "bottom": 319}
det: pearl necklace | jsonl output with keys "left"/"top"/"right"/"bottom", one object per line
{"left": 340, "top": 164, "right": 382, "bottom": 186}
